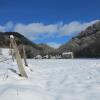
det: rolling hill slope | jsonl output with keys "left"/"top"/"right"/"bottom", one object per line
{"left": 58, "top": 21, "right": 100, "bottom": 58}
{"left": 0, "top": 32, "right": 54, "bottom": 58}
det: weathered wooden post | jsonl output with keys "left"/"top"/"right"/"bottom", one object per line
{"left": 10, "top": 35, "right": 28, "bottom": 78}
{"left": 9, "top": 43, "right": 15, "bottom": 62}
{"left": 72, "top": 52, "right": 74, "bottom": 59}
{"left": 23, "top": 45, "right": 28, "bottom": 67}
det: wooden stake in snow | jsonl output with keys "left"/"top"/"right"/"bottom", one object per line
{"left": 10, "top": 35, "right": 28, "bottom": 78}
{"left": 10, "top": 43, "right": 15, "bottom": 62}
{"left": 23, "top": 45, "right": 28, "bottom": 67}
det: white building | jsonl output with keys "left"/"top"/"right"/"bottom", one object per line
{"left": 35, "top": 55, "right": 42, "bottom": 59}
{"left": 43, "top": 55, "right": 49, "bottom": 59}
{"left": 62, "top": 52, "right": 74, "bottom": 59}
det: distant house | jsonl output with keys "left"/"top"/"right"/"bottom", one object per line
{"left": 55, "top": 55, "right": 62, "bottom": 59}
{"left": 43, "top": 55, "right": 49, "bottom": 59}
{"left": 35, "top": 55, "right": 42, "bottom": 59}
{"left": 50, "top": 55, "right": 56, "bottom": 59}
{"left": 62, "top": 52, "right": 74, "bottom": 59}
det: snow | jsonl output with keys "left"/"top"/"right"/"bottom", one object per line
{"left": 0, "top": 51, "right": 100, "bottom": 100}
{"left": 0, "top": 48, "right": 10, "bottom": 56}
{"left": 10, "top": 35, "right": 14, "bottom": 39}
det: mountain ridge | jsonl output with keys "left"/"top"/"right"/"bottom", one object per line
{"left": 0, "top": 32, "right": 54, "bottom": 58}
{"left": 58, "top": 21, "right": 100, "bottom": 58}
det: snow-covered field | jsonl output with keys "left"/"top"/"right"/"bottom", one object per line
{"left": 0, "top": 55, "right": 100, "bottom": 100}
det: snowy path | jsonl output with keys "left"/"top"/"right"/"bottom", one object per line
{"left": 0, "top": 59, "right": 100, "bottom": 100}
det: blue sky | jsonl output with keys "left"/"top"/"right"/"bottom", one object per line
{"left": 0, "top": 0, "right": 100, "bottom": 47}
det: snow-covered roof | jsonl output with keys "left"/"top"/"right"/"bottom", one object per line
{"left": 62, "top": 52, "right": 73, "bottom": 55}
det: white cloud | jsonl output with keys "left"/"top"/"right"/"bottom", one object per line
{"left": 0, "top": 25, "right": 5, "bottom": 32}
{"left": 13, "top": 23, "right": 61, "bottom": 40}
{"left": 13, "top": 20, "right": 99, "bottom": 40}
{"left": 0, "top": 20, "right": 99, "bottom": 41}
{"left": 0, "top": 21, "right": 13, "bottom": 32}
{"left": 59, "top": 20, "right": 99, "bottom": 36}
{"left": 5, "top": 21, "right": 13, "bottom": 31}
{"left": 14, "top": 23, "right": 58, "bottom": 34}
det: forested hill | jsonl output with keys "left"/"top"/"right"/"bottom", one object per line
{"left": 0, "top": 32, "right": 54, "bottom": 58}
{"left": 58, "top": 21, "right": 100, "bottom": 58}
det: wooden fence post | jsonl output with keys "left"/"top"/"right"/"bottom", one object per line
{"left": 23, "top": 45, "right": 28, "bottom": 67}
{"left": 10, "top": 43, "right": 15, "bottom": 62}
{"left": 10, "top": 35, "right": 28, "bottom": 78}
